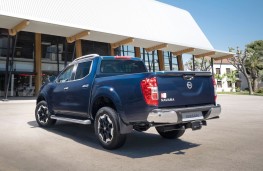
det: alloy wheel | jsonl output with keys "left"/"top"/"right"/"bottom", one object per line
{"left": 37, "top": 105, "right": 49, "bottom": 124}
{"left": 98, "top": 114, "right": 114, "bottom": 143}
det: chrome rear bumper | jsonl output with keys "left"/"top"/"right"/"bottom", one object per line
{"left": 147, "top": 104, "right": 221, "bottom": 123}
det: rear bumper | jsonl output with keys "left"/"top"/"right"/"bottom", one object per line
{"left": 147, "top": 104, "right": 221, "bottom": 123}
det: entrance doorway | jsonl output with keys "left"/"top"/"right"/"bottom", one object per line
{"left": 0, "top": 73, "right": 35, "bottom": 97}
{"left": 15, "top": 74, "right": 35, "bottom": 96}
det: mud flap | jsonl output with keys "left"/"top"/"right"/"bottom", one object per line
{"left": 118, "top": 115, "right": 133, "bottom": 134}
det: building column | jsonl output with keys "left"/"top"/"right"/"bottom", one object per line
{"left": 4, "top": 35, "right": 10, "bottom": 98}
{"left": 110, "top": 45, "right": 115, "bottom": 56}
{"left": 75, "top": 39, "right": 82, "bottom": 58}
{"left": 29, "top": 75, "right": 33, "bottom": 88}
{"left": 211, "top": 58, "right": 214, "bottom": 76}
{"left": 157, "top": 50, "right": 165, "bottom": 71}
{"left": 134, "top": 47, "right": 141, "bottom": 58}
{"left": 11, "top": 74, "right": 14, "bottom": 96}
{"left": 177, "top": 55, "right": 184, "bottom": 71}
{"left": 35, "top": 33, "right": 42, "bottom": 95}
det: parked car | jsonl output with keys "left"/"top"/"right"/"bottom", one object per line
{"left": 35, "top": 54, "right": 221, "bottom": 149}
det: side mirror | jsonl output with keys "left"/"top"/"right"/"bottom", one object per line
{"left": 48, "top": 75, "right": 56, "bottom": 82}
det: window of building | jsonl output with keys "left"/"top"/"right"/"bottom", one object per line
{"left": 163, "top": 51, "right": 178, "bottom": 71}
{"left": 0, "top": 30, "right": 34, "bottom": 59}
{"left": 15, "top": 32, "right": 34, "bottom": 59}
{"left": 235, "top": 71, "right": 239, "bottom": 78}
{"left": 75, "top": 61, "right": 92, "bottom": 80}
{"left": 227, "top": 81, "right": 232, "bottom": 88}
{"left": 81, "top": 40, "right": 109, "bottom": 56}
{"left": 147, "top": 50, "right": 159, "bottom": 72}
{"left": 42, "top": 34, "right": 65, "bottom": 62}
{"left": 216, "top": 68, "right": 221, "bottom": 74}
{"left": 119, "top": 45, "right": 135, "bottom": 56}
{"left": 0, "top": 34, "right": 8, "bottom": 57}
{"left": 0, "top": 28, "right": 9, "bottom": 57}
{"left": 217, "top": 81, "right": 222, "bottom": 88}
{"left": 137, "top": 50, "right": 177, "bottom": 72}
{"left": 226, "top": 68, "right": 230, "bottom": 74}
{"left": 15, "top": 74, "right": 35, "bottom": 96}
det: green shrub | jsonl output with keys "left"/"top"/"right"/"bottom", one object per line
{"left": 256, "top": 88, "right": 263, "bottom": 94}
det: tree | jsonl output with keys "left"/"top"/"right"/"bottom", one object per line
{"left": 225, "top": 70, "right": 238, "bottom": 92}
{"left": 245, "top": 40, "right": 263, "bottom": 91}
{"left": 214, "top": 73, "right": 225, "bottom": 81}
{"left": 228, "top": 47, "right": 253, "bottom": 95}
{"left": 185, "top": 57, "right": 211, "bottom": 71}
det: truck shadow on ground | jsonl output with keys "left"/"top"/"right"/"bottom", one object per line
{"left": 28, "top": 121, "right": 200, "bottom": 158}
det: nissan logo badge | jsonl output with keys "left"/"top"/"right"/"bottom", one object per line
{"left": 187, "top": 82, "right": 192, "bottom": 89}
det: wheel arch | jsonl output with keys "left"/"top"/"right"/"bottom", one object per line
{"left": 36, "top": 94, "right": 46, "bottom": 104}
{"left": 91, "top": 95, "right": 118, "bottom": 120}
{"left": 91, "top": 89, "right": 132, "bottom": 134}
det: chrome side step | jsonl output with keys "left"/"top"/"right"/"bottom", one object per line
{"left": 50, "top": 115, "right": 91, "bottom": 125}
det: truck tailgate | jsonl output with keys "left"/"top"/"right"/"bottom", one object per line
{"left": 156, "top": 72, "right": 215, "bottom": 108}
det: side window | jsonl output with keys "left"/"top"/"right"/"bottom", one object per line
{"left": 75, "top": 61, "right": 92, "bottom": 80}
{"left": 57, "top": 65, "right": 74, "bottom": 83}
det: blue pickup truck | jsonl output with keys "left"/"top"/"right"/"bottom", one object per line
{"left": 35, "top": 54, "right": 221, "bottom": 149}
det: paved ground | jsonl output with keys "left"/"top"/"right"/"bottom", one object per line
{"left": 0, "top": 95, "right": 263, "bottom": 171}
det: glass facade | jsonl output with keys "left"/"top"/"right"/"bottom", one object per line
{"left": 0, "top": 28, "right": 180, "bottom": 97}
{"left": 0, "top": 29, "right": 110, "bottom": 97}
{"left": 0, "top": 29, "right": 9, "bottom": 58}
{"left": 119, "top": 45, "right": 135, "bottom": 56}
{"left": 114, "top": 46, "right": 178, "bottom": 72}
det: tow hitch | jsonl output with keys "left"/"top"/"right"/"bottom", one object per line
{"left": 186, "top": 120, "right": 207, "bottom": 130}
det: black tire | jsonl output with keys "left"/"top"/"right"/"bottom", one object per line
{"left": 35, "top": 101, "right": 56, "bottom": 127}
{"left": 156, "top": 126, "right": 185, "bottom": 139}
{"left": 94, "top": 107, "right": 126, "bottom": 150}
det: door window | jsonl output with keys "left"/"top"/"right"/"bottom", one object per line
{"left": 57, "top": 65, "right": 74, "bottom": 83}
{"left": 75, "top": 61, "right": 92, "bottom": 80}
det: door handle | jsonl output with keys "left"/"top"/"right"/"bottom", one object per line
{"left": 82, "top": 84, "right": 89, "bottom": 88}
{"left": 183, "top": 75, "right": 194, "bottom": 80}
{"left": 64, "top": 87, "right": 69, "bottom": 90}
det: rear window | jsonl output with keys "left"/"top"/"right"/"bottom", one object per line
{"left": 100, "top": 60, "right": 146, "bottom": 73}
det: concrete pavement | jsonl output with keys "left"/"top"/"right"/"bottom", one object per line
{"left": 0, "top": 95, "right": 263, "bottom": 171}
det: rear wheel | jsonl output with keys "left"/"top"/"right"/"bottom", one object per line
{"left": 156, "top": 126, "right": 185, "bottom": 139}
{"left": 94, "top": 107, "right": 126, "bottom": 150}
{"left": 35, "top": 101, "right": 56, "bottom": 127}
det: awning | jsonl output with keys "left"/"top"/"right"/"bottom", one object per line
{"left": 0, "top": 0, "right": 233, "bottom": 59}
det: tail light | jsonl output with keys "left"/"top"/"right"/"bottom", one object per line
{"left": 141, "top": 77, "right": 159, "bottom": 106}
{"left": 212, "top": 77, "right": 217, "bottom": 101}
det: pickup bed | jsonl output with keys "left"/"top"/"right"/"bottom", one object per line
{"left": 36, "top": 54, "right": 221, "bottom": 149}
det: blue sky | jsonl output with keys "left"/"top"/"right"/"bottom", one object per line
{"left": 158, "top": 0, "right": 263, "bottom": 52}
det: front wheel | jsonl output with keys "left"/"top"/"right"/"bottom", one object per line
{"left": 35, "top": 101, "right": 56, "bottom": 127}
{"left": 156, "top": 126, "right": 185, "bottom": 139}
{"left": 94, "top": 107, "right": 126, "bottom": 150}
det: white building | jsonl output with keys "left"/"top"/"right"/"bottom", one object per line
{"left": 213, "top": 59, "right": 238, "bottom": 92}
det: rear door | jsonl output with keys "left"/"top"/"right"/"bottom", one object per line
{"left": 156, "top": 72, "right": 215, "bottom": 108}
